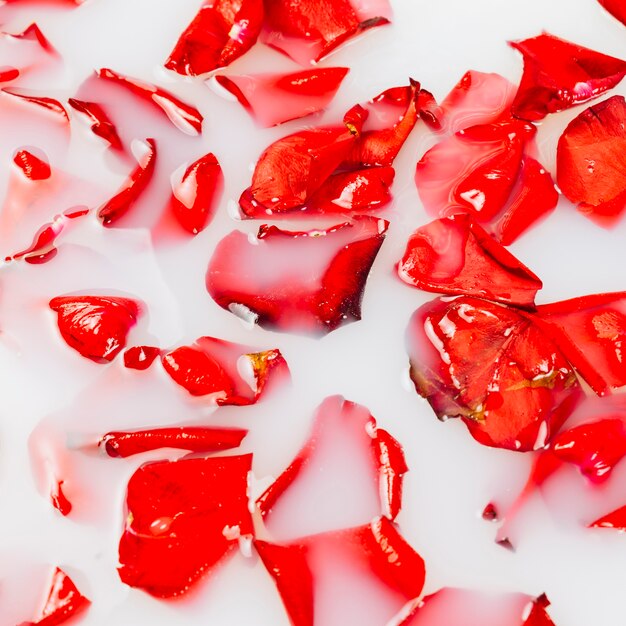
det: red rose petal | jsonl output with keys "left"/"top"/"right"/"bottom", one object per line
{"left": 206, "top": 216, "right": 388, "bottom": 334}
{"left": 68, "top": 98, "right": 124, "bottom": 151}
{"left": 509, "top": 32, "right": 626, "bottom": 121}
{"left": 215, "top": 67, "right": 349, "bottom": 127}
{"left": 257, "top": 517, "right": 424, "bottom": 626}
{"left": 258, "top": 396, "right": 408, "bottom": 539}
{"left": 397, "top": 214, "right": 542, "bottom": 309}
{"left": 49, "top": 295, "right": 141, "bottom": 363}
{"left": 96, "top": 68, "right": 203, "bottom": 134}
{"left": 407, "top": 296, "right": 582, "bottom": 451}
{"left": 556, "top": 95, "right": 626, "bottom": 225}
{"left": 599, "top": 0, "right": 626, "bottom": 25}
{"left": 13, "top": 148, "right": 51, "bottom": 180}
{"left": 118, "top": 454, "right": 253, "bottom": 598}
{"left": 162, "top": 335, "right": 289, "bottom": 405}
{"left": 2, "top": 88, "right": 68, "bottom": 120}
{"left": 590, "top": 504, "right": 626, "bottom": 530}
{"left": 239, "top": 123, "right": 359, "bottom": 216}
{"left": 165, "top": 0, "right": 263, "bottom": 77}
{"left": 261, "top": 0, "right": 390, "bottom": 66}
{"left": 0, "top": 24, "right": 57, "bottom": 85}
{"left": 169, "top": 152, "right": 223, "bottom": 234}
{"left": 0, "top": 66, "right": 20, "bottom": 82}
{"left": 20, "top": 567, "right": 90, "bottom": 626}
{"left": 535, "top": 292, "right": 626, "bottom": 395}
{"left": 552, "top": 417, "right": 626, "bottom": 483}
{"left": 123, "top": 345, "right": 161, "bottom": 370}
{"left": 97, "top": 138, "right": 156, "bottom": 226}
{"left": 100, "top": 426, "right": 248, "bottom": 458}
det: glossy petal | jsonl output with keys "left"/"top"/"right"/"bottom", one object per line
{"left": 21, "top": 568, "right": 90, "bottom": 626}
{"left": 556, "top": 95, "right": 626, "bottom": 225}
{"left": 165, "top": 0, "right": 263, "bottom": 76}
{"left": 162, "top": 335, "right": 289, "bottom": 405}
{"left": 100, "top": 426, "right": 248, "bottom": 458}
{"left": 2, "top": 88, "right": 68, "bottom": 120}
{"left": 397, "top": 214, "right": 542, "bottom": 308}
{"left": 118, "top": 454, "right": 253, "bottom": 597}
{"left": 97, "top": 68, "right": 203, "bottom": 134}
{"left": 123, "top": 346, "right": 161, "bottom": 370}
{"left": 13, "top": 148, "right": 51, "bottom": 180}
{"left": 258, "top": 396, "right": 408, "bottom": 539}
{"left": 552, "top": 417, "right": 626, "bottom": 483}
{"left": 49, "top": 295, "right": 141, "bottom": 363}
{"left": 535, "top": 292, "right": 626, "bottom": 395}
{"left": 206, "top": 216, "right": 388, "bottom": 334}
{"left": 257, "top": 517, "right": 424, "bottom": 626}
{"left": 261, "top": 0, "right": 391, "bottom": 66}
{"left": 599, "top": 0, "right": 626, "bottom": 25}
{"left": 239, "top": 124, "right": 359, "bottom": 216}
{"left": 68, "top": 98, "right": 124, "bottom": 151}
{"left": 407, "top": 296, "right": 582, "bottom": 451}
{"left": 590, "top": 504, "right": 626, "bottom": 530}
{"left": 97, "top": 138, "right": 156, "bottom": 226}
{"left": 169, "top": 152, "right": 223, "bottom": 234}
{"left": 509, "top": 33, "right": 626, "bottom": 121}
{"left": 215, "top": 67, "right": 348, "bottom": 127}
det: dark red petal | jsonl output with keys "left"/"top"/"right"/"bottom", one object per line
{"left": 0, "top": 66, "right": 19, "bottom": 82}
{"left": 261, "top": 0, "right": 390, "bottom": 66}
{"left": 96, "top": 68, "right": 203, "bottom": 134}
{"left": 169, "top": 152, "right": 223, "bottom": 234}
{"left": 165, "top": 0, "right": 263, "bottom": 76}
{"left": 509, "top": 32, "right": 626, "bottom": 121}
{"left": 13, "top": 148, "right": 51, "bottom": 180}
{"left": 239, "top": 124, "right": 358, "bottom": 216}
{"left": 590, "top": 504, "right": 626, "bottom": 530}
{"left": 258, "top": 396, "right": 407, "bottom": 537}
{"left": 439, "top": 70, "right": 517, "bottom": 133}
{"left": 206, "top": 216, "right": 388, "bottom": 334}
{"left": 123, "top": 345, "right": 161, "bottom": 370}
{"left": 257, "top": 518, "right": 424, "bottom": 626}
{"left": 21, "top": 568, "right": 90, "bottom": 626}
{"left": 599, "top": 0, "right": 626, "bottom": 25}
{"left": 118, "top": 454, "right": 253, "bottom": 597}
{"left": 523, "top": 594, "right": 557, "bottom": 626}
{"left": 9, "top": 23, "right": 56, "bottom": 53}
{"left": 97, "top": 138, "right": 156, "bottom": 226}
{"left": 344, "top": 80, "right": 423, "bottom": 168}
{"left": 407, "top": 296, "right": 582, "bottom": 451}
{"left": 397, "top": 214, "right": 542, "bottom": 308}
{"left": 162, "top": 336, "right": 289, "bottom": 405}
{"left": 215, "top": 67, "right": 348, "bottom": 127}
{"left": 49, "top": 295, "right": 141, "bottom": 363}
{"left": 535, "top": 292, "right": 626, "bottom": 395}
{"left": 556, "top": 95, "right": 626, "bottom": 225}
{"left": 552, "top": 417, "right": 626, "bottom": 483}
{"left": 100, "top": 426, "right": 247, "bottom": 458}
{"left": 2, "top": 88, "right": 68, "bottom": 120}
{"left": 68, "top": 98, "right": 124, "bottom": 151}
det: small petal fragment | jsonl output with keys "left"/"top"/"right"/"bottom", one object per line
{"left": 590, "top": 504, "right": 626, "bottom": 530}
{"left": 407, "top": 296, "right": 582, "bottom": 451}
{"left": 169, "top": 152, "right": 223, "bottom": 234}
{"left": 13, "top": 148, "right": 51, "bottom": 180}
{"left": 165, "top": 0, "right": 264, "bottom": 76}
{"left": 397, "top": 214, "right": 542, "bottom": 308}
{"left": 215, "top": 67, "right": 348, "bottom": 127}
{"left": 49, "top": 295, "right": 141, "bottom": 363}
{"left": 556, "top": 95, "right": 626, "bottom": 224}
{"left": 118, "top": 454, "right": 253, "bottom": 597}
{"left": 123, "top": 346, "right": 161, "bottom": 370}
{"left": 509, "top": 33, "right": 626, "bottom": 121}
{"left": 68, "top": 98, "right": 124, "bottom": 151}
{"left": 100, "top": 426, "right": 248, "bottom": 458}
{"left": 206, "top": 216, "right": 388, "bottom": 334}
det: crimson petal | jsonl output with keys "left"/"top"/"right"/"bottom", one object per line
{"left": 256, "top": 517, "right": 424, "bottom": 626}
{"left": 590, "top": 504, "right": 626, "bottom": 530}
{"left": 49, "top": 295, "right": 141, "bottom": 363}
{"left": 556, "top": 95, "right": 626, "bottom": 225}
{"left": 161, "top": 336, "right": 289, "bottom": 405}
{"left": 509, "top": 32, "right": 626, "bottom": 121}
{"left": 407, "top": 296, "right": 582, "bottom": 451}
{"left": 599, "top": 0, "right": 626, "bottom": 25}
{"left": 215, "top": 67, "right": 348, "bottom": 127}
{"left": 261, "top": 0, "right": 391, "bottom": 66}
{"left": 2, "top": 88, "right": 68, "bottom": 120}
{"left": 13, "top": 148, "right": 51, "bottom": 180}
{"left": 123, "top": 345, "right": 161, "bottom": 370}
{"left": 68, "top": 98, "right": 124, "bottom": 151}
{"left": 169, "top": 152, "right": 223, "bottom": 234}
{"left": 100, "top": 426, "right": 247, "bottom": 458}
{"left": 165, "top": 0, "right": 263, "bottom": 76}
{"left": 20, "top": 567, "right": 90, "bottom": 626}
{"left": 206, "top": 216, "right": 388, "bottom": 334}
{"left": 118, "top": 454, "right": 253, "bottom": 597}
{"left": 397, "top": 214, "right": 542, "bottom": 308}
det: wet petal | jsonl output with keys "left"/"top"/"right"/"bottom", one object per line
{"left": 68, "top": 98, "right": 124, "bottom": 151}
{"left": 598, "top": 0, "right": 626, "bottom": 25}
{"left": 123, "top": 345, "right": 161, "bottom": 370}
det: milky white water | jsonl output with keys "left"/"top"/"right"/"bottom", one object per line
{"left": 0, "top": 0, "right": 625, "bottom": 624}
